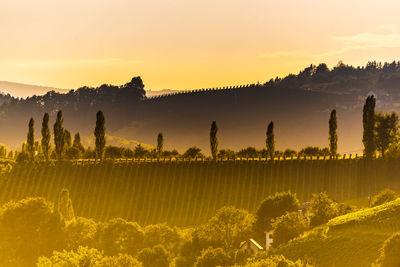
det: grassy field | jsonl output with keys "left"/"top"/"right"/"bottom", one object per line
{"left": 272, "top": 198, "right": 400, "bottom": 266}
{"left": 0, "top": 159, "right": 399, "bottom": 226}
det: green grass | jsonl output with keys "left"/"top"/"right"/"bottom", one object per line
{"left": 272, "top": 198, "right": 400, "bottom": 267}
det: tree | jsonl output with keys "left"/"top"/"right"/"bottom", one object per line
{"left": 41, "top": 113, "right": 51, "bottom": 161}
{"left": 266, "top": 121, "right": 275, "bottom": 158}
{"left": 134, "top": 144, "right": 148, "bottom": 158}
{"left": 0, "top": 198, "right": 65, "bottom": 266}
{"left": 64, "top": 129, "right": 72, "bottom": 148}
{"left": 363, "top": 95, "right": 376, "bottom": 158}
{"left": 204, "top": 206, "right": 255, "bottom": 251}
{"left": 37, "top": 246, "right": 103, "bottom": 267}
{"left": 375, "top": 112, "right": 399, "bottom": 157}
{"left": 95, "top": 218, "right": 144, "bottom": 256}
{"left": 157, "top": 133, "right": 164, "bottom": 158}
{"left": 210, "top": 121, "right": 218, "bottom": 160}
{"left": 94, "top": 110, "right": 106, "bottom": 160}
{"left": 137, "top": 245, "right": 169, "bottom": 267}
{"left": 183, "top": 147, "right": 203, "bottom": 158}
{"left": 255, "top": 191, "right": 300, "bottom": 236}
{"left": 309, "top": 192, "right": 338, "bottom": 227}
{"left": 53, "top": 110, "right": 65, "bottom": 160}
{"left": 58, "top": 188, "right": 75, "bottom": 221}
{"left": 371, "top": 189, "right": 398, "bottom": 207}
{"left": 27, "top": 117, "right": 35, "bottom": 159}
{"left": 194, "top": 247, "right": 230, "bottom": 267}
{"left": 246, "top": 255, "right": 304, "bottom": 267}
{"left": 329, "top": 109, "right": 338, "bottom": 156}
{"left": 73, "top": 132, "right": 85, "bottom": 153}
{"left": 271, "top": 212, "right": 309, "bottom": 247}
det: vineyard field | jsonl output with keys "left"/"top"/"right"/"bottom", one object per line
{"left": 0, "top": 159, "right": 399, "bottom": 227}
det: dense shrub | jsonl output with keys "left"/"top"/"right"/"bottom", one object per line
{"left": 95, "top": 218, "right": 144, "bottom": 255}
{"left": 0, "top": 197, "right": 65, "bottom": 266}
{"left": 246, "top": 254, "right": 305, "bottom": 267}
{"left": 195, "top": 247, "right": 230, "bottom": 267}
{"left": 271, "top": 211, "right": 309, "bottom": 247}
{"left": 137, "top": 245, "right": 169, "bottom": 267}
{"left": 65, "top": 217, "right": 98, "bottom": 250}
{"left": 183, "top": 147, "right": 203, "bottom": 158}
{"left": 309, "top": 192, "right": 338, "bottom": 227}
{"left": 371, "top": 189, "right": 398, "bottom": 207}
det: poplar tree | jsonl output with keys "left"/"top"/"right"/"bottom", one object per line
{"left": 266, "top": 121, "right": 275, "bottom": 158}
{"left": 58, "top": 188, "right": 75, "bottom": 221}
{"left": 94, "top": 110, "right": 106, "bottom": 160}
{"left": 210, "top": 121, "right": 218, "bottom": 160}
{"left": 157, "top": 133, "right": 164, "bottom": 158}
{"left": 27, "top": 117, "right": 35, "bottom": 159}
{"left": 363, "top": 95, "right": 376, "bottom": 158}
{"left": 41, "top": 113, "right": 51, "bottom": 161}
{"left": 53, "top": 110, "right": 65, "bottom": 160}
{"left": 73, "top": 132, "right": 85, "bottom": 152}
{"left": 64, "top": 129, "right": 72, "bottom": 148}
{"left": 329, "top": 109, "right": 338, "bottom": 156}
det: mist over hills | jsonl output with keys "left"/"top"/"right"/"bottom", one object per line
{"left": 0, "top": 81, "right": 68, "bottom": 98}
{"left": 2, "top": 61, "right": 400, "bottom": 153}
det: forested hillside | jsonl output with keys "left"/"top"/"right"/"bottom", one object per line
{"left": 2, "top": 62, "right": 400, "bottom": 153}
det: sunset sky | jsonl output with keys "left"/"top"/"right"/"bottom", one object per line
{"left": 1, "top": 0, "right": 400, "bottom": 91}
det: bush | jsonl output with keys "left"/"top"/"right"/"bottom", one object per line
{"left": 65, "top": 146, "right": 81, "bottom": 159}
{"left": 271, "top": 211, "right": 309, "bottom": 247}
{"left": 309, "top": 192, "right": 338, "bottom": 227}
{"left": 183, "top": 147, "right": 203, "bottom": 158}
{"left": 16, "top": 151, "right": 29, "bottom": 163}
{"left": 255, "top": 192, "right": 300, "bottom": 235}
{"left": 95, "top": 218, "right": 144, "bottom": 255}
{"left": 104, "top": 146, "right": 124, "bottom": 159}
{"left": 373, "top": 232, "right": 400, "bottom": 267}
{"left": 65, "top": 217, "right": 97, "bottom": 250}
{"left": 371, "top": 189, "right": 398, "bottom": 207}
{"left": 195, "top": 247, "right": 230, "bottom": 267}
{"left": 37, "top": 246, "right": 103, "bottom": 266}
{"left": 137, "top": 245, "right": 169, "bottom": 267}
{"left": 96, "top": 253, "right": 142, "bottom": 266}
{"left": 246, "top": 254, "right": 305, "bottom": 267}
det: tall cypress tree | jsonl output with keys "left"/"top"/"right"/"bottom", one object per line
{"left": 266, "top": 121, "right": 275, "bottom": 158}
{"left": 94, "top": 110, "right": 106, "bottom": 160}
{"left": 27, "top": 117, "right": 35, "bottom": 159}
{"left": 157, "top": 133, "right": 164, "bottom": 158}
{"left": 210, "top": 121, "right": 218, "bottom": 160}
{"left": 58, "top": 188, "right": 75, "bottom": 221}
{"left": 329, "top": 109, "right": 338, "bottom": 156}
{"left": 41, "top": 113, "right": 51, "bottom": 161}
{"left": 363, "top": 95, "right": 376, "bottom": 158}
{"left": 64, "top": 129, "right": 72, "bottom": 148}
{"left": 53, "top": 110, "right": 65, "bottom": 160}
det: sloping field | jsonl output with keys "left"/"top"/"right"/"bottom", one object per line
{"left": 0, "top": 159, "right": 399, "bottom": 226}
{"left": 273, "top": 198, "right": 400, "bottom": 266}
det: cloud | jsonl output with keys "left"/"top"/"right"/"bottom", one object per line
{"left": 332, "top": 32, "right": 400, "bottom": 49}
{"left": 381, "top": 24, "right": 399, "bottom": 33}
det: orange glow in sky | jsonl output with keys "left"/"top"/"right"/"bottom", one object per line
{"left": 1, "top": 0, "right": 400, "bottom": 90}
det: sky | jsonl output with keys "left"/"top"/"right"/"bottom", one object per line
{"left": 1, "top": 0, "right": 400, "bottom": 91}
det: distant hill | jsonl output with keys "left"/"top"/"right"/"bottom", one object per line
{"left": 2, "top": 61, "right": 400, "bottom": 153}
{"left": 273, "top": 197, "right": 400, "bottom": 266}
{"left": 145, "top": 89, "right": 185, "bottom": 97}
{"left": 0, "top": 81, "right": 68, "bottom": 98}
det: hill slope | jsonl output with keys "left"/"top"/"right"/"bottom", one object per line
{"left": 273, "top": 198, "right": 400, "bottom": 266}
{"left": 0, "top": 81, "right": 68, "bottom": 98}
{"left": 2, "top": 62, "right": 400, "bottom": 153}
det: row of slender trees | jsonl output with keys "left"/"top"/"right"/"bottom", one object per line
{"left": 22, "top": 94, "right": 398, "bottom": 161}
{"left": 26, "top": 110, "right": 106, "bottom": 161}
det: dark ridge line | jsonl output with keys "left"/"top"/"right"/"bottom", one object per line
{"left": 145, "top": 83, "right": 261, "bottom": 100}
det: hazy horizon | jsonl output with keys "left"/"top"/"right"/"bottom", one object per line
{"left": 1, "top": 0, "right": 400, "bottom": 91}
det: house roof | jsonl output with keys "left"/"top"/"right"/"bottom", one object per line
{"left": 240, "top": 238, "right": 263, "bottom": 250}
